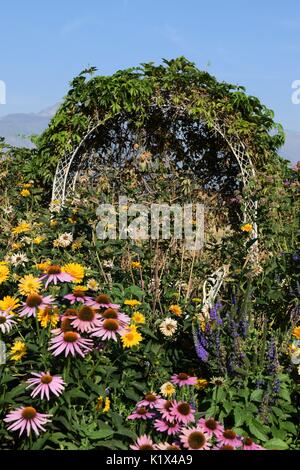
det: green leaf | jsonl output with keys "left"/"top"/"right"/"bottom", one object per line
{"left": 250, "top": 389, "right": 263, "bottom": 402}
{"left": 124, "top": 388, "right": 140, "bottom": 401}
{"left": 280, "top": 421, "right": 297, "bottom": 434}
{"left": 234, "top": 407, "right": 245, "bottom": 427}
{"left": 264, "top": 438, "right": 289, "bottom": 450}
{"left": 249, "top": 420, "right": 269, "bottom": 442}
{"left": 85, "top": 429, "right": 114, "bottom": 440}
{"left": 279, "top": 387, "right": 291, "bottom": 403}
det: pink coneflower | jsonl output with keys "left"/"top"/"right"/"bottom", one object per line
{"left": 128, "top": 406, "right": 155, "bottom": 420}
{"left": 180, "top": 426, "right": 212, "bottom": 450}
{"left": 217, "top": 429, "right": 242, "bottom": 448}
{"left": 51, "top": 315, "right": 76, "bottom": 336}
{"left": 100, "top": 307, "right": 130, "bottom": 326}
{"left": 90, "top": 318, "right": 123, "bottom": 341}
{"left": 155, "top": 399, "right": 175, "bottom": 422}
{"left": 170, "top": 401, "right": 195, "bottom": 425}
{"left": 48, "top": 331, "right": 93, "bottom": 357}
{"left": 242, "top": 437, "right": 265, "bottom": 450}
{"left": 198, "top": 417, "right": 224, "bottom": 438}
{"left": 155, "top": 442, "right": 181, "bottom": 450}
{"left": 70, "top": 306, "right": 102, "bottom": 333}
{"left": 40, "top": 265, "right": 73, "bottom": 288}
{"left": 130, "top": 435, "right": 155, "bottom": 450}
{"left": 19, "top": 294, "right": 54, "bottom": 318}
{"left": 4, "top": 406, "right": 52, "bottom": 436}
{"left": 63, "top": 287, "right": 90, "bottom": 304}
{"left": 85, "top": 293, "right": 120, "bottom": 310}
{"left": 154, "top": 419, "right": 182, "bottom": 436}
{"left": 0, "top": 312, "right": 16, "bottom": 333}
{"left": 26, "top": 372, "right": 65, "bottom": 400}
{"left": 137, "top": 392, "right": 161, "bottom": 409}
{"left": 171, "top": 373, "right": 197, "bottom": 387}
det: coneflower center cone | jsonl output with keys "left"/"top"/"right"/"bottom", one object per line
{"left": 102, "top": 308, "right": 118, "bottom": 319}
{"left": 21, "top": 406, "right": 37, "bottom": 420}
{"left": 26, "top": 294, "right": 43, "bottom": 308}
{"left": 178, "top": 372, "right": 189, "bottom": 380}
{"left": 41, "top": 374, "right": 53, "bottom": 384}
{"left": 103, "top": 319, "right": 119, "bottom": 331}
{"left": 78, "top": 306, "right": 95, "bottom": 322}
{"left": 177, "top": 403, "right": 191, "bottom": 416}
{"left": 47, "top": 265, "right": 61, "bottom": 275}
{"left": 223, "top": 430, "right": 236, "bottom": 440}
{"left": 188, "top": 431, "right": 206, "bottom": 449}
{"left": 63, "top": 331, "right": 78, "bottom": 343}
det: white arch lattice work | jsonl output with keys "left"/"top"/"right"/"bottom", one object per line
{"left": 51, "top": 117, "right": 258, "bottom": 318}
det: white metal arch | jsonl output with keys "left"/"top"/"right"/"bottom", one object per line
{"left": 51, "top": 115, "right": 258, "bottom": 318}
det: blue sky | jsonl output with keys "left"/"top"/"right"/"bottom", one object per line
{"left": 0, "top": 0, "right": 299, "bottom": 131}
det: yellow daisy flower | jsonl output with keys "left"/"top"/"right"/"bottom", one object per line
{"left": 292, "top": 326, "right": 300, "bottom": 340}
{"left": 62, "top": 263, "right": 85, "bottom": 283}
{"left": 12, "top": 242, "right": 23, "bottom": 250}
{"left": 160, "top": 382, "right": 176, "bottom": 397}
{"left": 36, "top": 260, "right": 51, "bottom": 272}
{"left": 131, "top": 311, "right": 145, "bottom": 324}
{"left": 71, "top": 239, "right": 83, "bottom": 251}
{"left": 18, "top": 274, "right": 41, "bottom": 295}
{"left": 22, "top": 183, "right": 32, "bottom": 188}
{"left": 131, "top": 261, "right": 141, "bottom": 269}
{"left": 20, "top": 189, "right": 30, "bottom": 197}
{"left": 33, "top": 236, "right": 45, "bottom": 245}
{"left": 121, "top": 325, "right": 143, "bottom": 348}
{"left": 0, "top": 296, "right": 20, "bottom": 313}
{"left": 103, "top": 397, "right": 111, "bottom": 413}
{"left": 10, "top": 341, "right": 27, "bottom": 361}
{"left": 0, "top": 263, "right": 9, "bottom": 284}
{"left": 124, "top": 299, "right": 141, "bottom": 308}
{"left": 37, "top": 307, "right": 59, "bottom": 328}
{"left": 169, "top": 304, "right": 182, "bottom": 316}
{"left": 195, "top": 378, "right": 209, "bottom": 390}
{"left": 50, "top": 220, "right": 58, "bottom": 227}
{"left": 11, "top": 222, "right": 31, "bottom": 235}
{"left": 241, "top": 223, "right": 253, "bottom": 233}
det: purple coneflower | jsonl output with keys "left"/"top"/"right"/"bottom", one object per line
{"left": 19, "top": 294, "right": 54, "bottom": 318}
{"left": 100, "top": 307, "right": 130, "bottom": 326}
{"left": 40, "top": 265, "right": 73, "bottom": 288}
{"left": 171, "top": 373, "right": 197, "bottom": 387}
{"left": 127, "top": 406, "right": 154, "bottom": 420}
{"left": 4, "top": 406, "right": 52, "bottom": 436}
{"left": 154, "top": 419, "right": 182, "bottom": 436}
{"left": 170, "top": 401, "right": 195, "bottom": 425}
{"left": 242, "top": 437, "right": 265, "bottom": 450}
{"left": 155, "top": 399, "right": 175, "bottom": 422}
{"left": 198, "top": 418, "right": 224, "bottom": 438}
{"left": 130, "top": 435, "right": 155, "bottom": 450}
{"left": 90, "top": 318, "right": 123, "bottom": 341}
{"left": 85, "top": 293, "right": 120, "bottom": 310}
{"left": 180, "top": 427, "right": 212, "bottom": 450}
{"left": 48, "top": 331, "right": 93, "bottom": 357}
{"left": 217, "top": 429, "right": 242, "bottom": 448}
{"left": 26, "top": 372, "right": 65, "bottom": 400}
{"left": 70, "top": 306, "right": 102, "bottom": 333}
{"left": 63, "top": 286, "right": 90, "bottom": 304}
{"left": 137, "top": 392, "right": 161, "bottom": 409}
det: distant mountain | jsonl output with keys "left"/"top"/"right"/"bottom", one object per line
{"left": 0, "top": 104, "right": 59, "bottom": 147}
{"left": 280, "top": 130, "right": 300, "bottom": 165}
{"left": 0, "top": 105, "right": 299, "bottom": 164}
